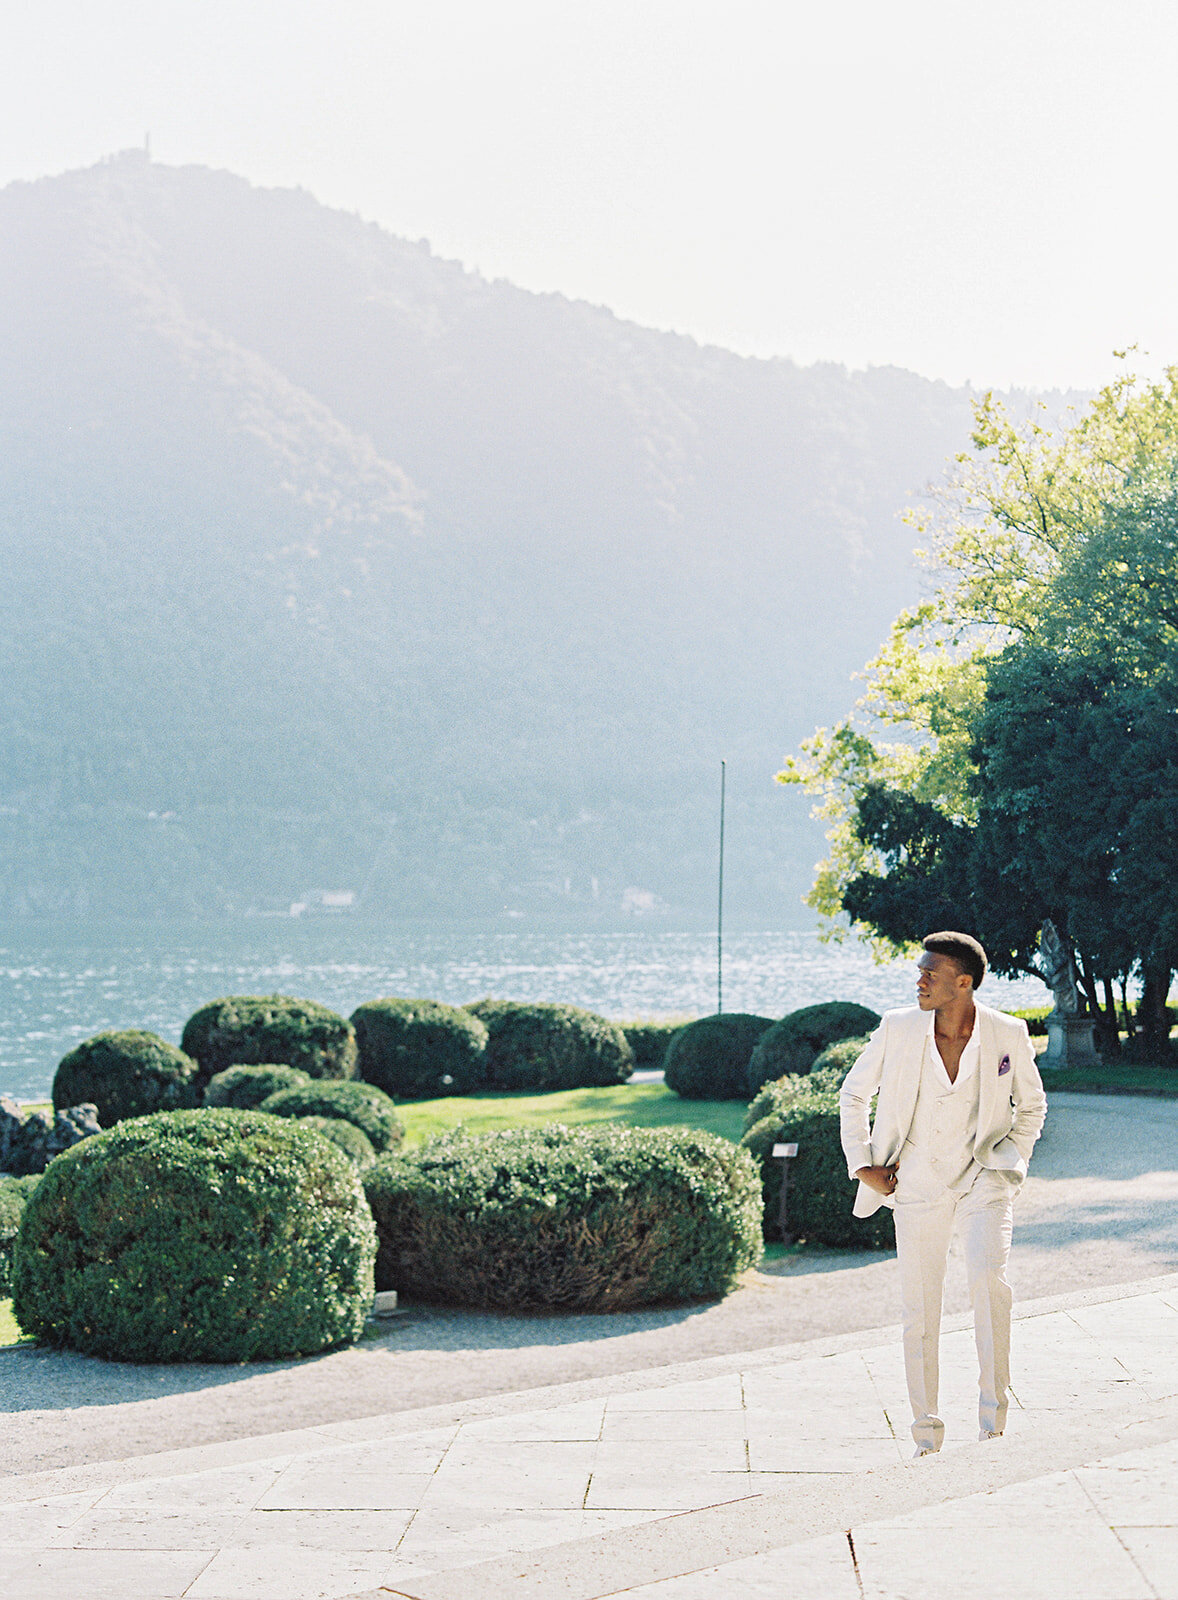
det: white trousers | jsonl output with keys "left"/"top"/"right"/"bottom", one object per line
{"left": 893, "top": 1167, "right": 1016, "bottom": 1450}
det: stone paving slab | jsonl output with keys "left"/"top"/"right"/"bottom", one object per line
{"left": 591, "top": 1437, "right": 1178, "bottom": 1600}
{"left": 383, "top": 1411, "right": 1178, "bottom": 1600}
{"left": 5, "top": 1273, "right": 1178, "bottom": 1599}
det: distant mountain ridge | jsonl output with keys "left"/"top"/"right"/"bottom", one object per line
{"left": 1, "top": 152, "right": 982, "bottom": 924}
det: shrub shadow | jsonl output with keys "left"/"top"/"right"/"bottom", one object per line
{"left": 754, "top": 1243, "right": 893, "bottom": 1278}
{"left": 0, "top": 1339, "right": 320, "bottom": 1413}
{"left": 351, "top": 1295, "right": 716, "bottom": 1356}
{"left": 0, "top": 1296, "right": 720, "bottom": 1414}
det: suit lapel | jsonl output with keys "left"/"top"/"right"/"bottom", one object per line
{"left": 890, "top": 1009, "right": 926, "bottom": 1153}
{"left": 976, "top": 1005, "right": 1000, "bottom": 1138}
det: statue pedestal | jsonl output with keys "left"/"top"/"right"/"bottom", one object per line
{"left": 1042, "top": 1013, "right": 1101, "bottom": 1070}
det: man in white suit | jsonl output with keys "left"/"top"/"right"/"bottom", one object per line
{"left": 840, "top": 931, "right": 1047, "bottom": 1457}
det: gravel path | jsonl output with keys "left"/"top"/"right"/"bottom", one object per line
{"left": 3, "top": 1091, "right": 1176, "bottom": 1477}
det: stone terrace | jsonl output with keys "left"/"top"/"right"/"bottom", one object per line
{"left": 4, "top": 1273, "right": 1178, "bottom": 1598}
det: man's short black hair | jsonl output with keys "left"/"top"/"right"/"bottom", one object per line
{"left": 922, "top": 931, "right": 987, "bottom": 989}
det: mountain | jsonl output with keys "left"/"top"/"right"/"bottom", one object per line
{"left": 0, "top": 151, "right": 979, "bottom": 925}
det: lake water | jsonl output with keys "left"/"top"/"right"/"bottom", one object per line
{"left": 0, "top": 923, "right": 1052, "bottom": 1103}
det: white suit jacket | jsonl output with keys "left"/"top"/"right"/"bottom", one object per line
{"left": 839, "top": 1003, "right": 1047, "bottom": 1218}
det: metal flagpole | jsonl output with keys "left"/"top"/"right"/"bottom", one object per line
{"left": 717, "top": 759, "right": 726, "bottom": 1014}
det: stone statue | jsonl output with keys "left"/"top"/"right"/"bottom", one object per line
{"left": 1039, "top": 920, "right": 1080, "bottom": 1016}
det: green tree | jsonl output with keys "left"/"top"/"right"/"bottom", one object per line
{"left": 971, "top": 648, "right": 1178, "bottom": 1052}
{"left": 781, "top": 363, "right": 1178, "bottom": 1042}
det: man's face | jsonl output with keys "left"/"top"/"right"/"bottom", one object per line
{"left": 916, "top": 950, "right": 970, "bottom": 1010}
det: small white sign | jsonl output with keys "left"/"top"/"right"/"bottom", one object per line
{"left": 772, "top": 1142, "right": 799, "bottom": 1158}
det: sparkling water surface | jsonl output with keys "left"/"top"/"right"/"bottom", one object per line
{"left": 0, "top": 924, "right": 1051, "bottom": 1103}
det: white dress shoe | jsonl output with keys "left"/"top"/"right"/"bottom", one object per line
{"left": 978, "top": 1429, "right": 1003, "bottom": 1441}
{"left": 912, "top": 1444, "right": 939, "bottom": 1458}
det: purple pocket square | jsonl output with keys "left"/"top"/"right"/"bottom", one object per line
{"left": 998, "top": 1054, "right": 1011, "bottom": 1075}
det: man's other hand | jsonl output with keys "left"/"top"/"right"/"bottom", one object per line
{"left": 856, "top": 1164, "right": 898, "bottom": 1196}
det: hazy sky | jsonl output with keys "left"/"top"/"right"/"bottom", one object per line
{"left": 4, "top": 0, "right": 1177, "bottom": 391}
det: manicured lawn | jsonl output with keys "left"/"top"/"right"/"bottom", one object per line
{"left": 397, "top": 1082, "right": 747, "bottom": 1147}
{"left": 0, "top": 1298, "right": 31, "bottom": 1347}
{"left": 1040, "top": 1062, "right": 1178, "bottom": 1097}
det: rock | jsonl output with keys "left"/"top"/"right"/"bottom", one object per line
{"left": 0, "top": 1095, "right": 25, "bottom": 1173}
{"left": 0, "top": 1099, "right": 51, "bottom": 1176}
{"left": 0, "top": 1096, "right": 102, "bottom": 1175}
{"left": 47, "top": 1103, "right": 103, "bottom": 1156}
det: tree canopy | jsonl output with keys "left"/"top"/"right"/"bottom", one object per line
{"left": 780, "top": 362, "right": 1178, "bottom": 1054}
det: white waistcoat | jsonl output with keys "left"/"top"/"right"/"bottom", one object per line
{"left": 896, "top": 1024, "right": 983, "bottom": 1199}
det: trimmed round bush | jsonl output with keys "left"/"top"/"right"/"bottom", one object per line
{"left": 0, "top": 1174, "right": 39, "bottom": 1296}
{"left": 52, "top": 1031, "right": 201, "bottom": 1127}
{"left": 746, "top": 1003, "right": 881, "bottom": 1096}
{"left": 809, "top": 1034, "right": 871, "bottom": 1084}
{"left": 741, "top": 1055, "right": 851, "bottom": 1140}
{"left": 299, "top": 1116, "right": 376, "bottom": 1168}
{"left": 364, "top": 1123, "right": 761, "bottom": 1311}
{"left": 12, "top": 1109, "right": 376, "bottom": 1362}
{"left": 740, "top": 1075, "right": 894, "bottom": 1249}
{"left": 744, "top": 1065, "right": 837, "bottom": 1138}
{"left": 260, "top": 1080, "right": 404, "bottom": 1153}
{"left": 181, "top": 995, "right": 357, "bottom": 1085}
{"left": 663, "top": 1014, "right": 775, "bottom": 1100}
{"left": 464, "top": 1001, "right": 634, "bottom": 1091}
{"left": 621, "top": 1019, "right": 690, "bottom": 1070}
{"left": 352, "top": 998, "right": 488, "bottom": 1100}
{"left": 204, "top": 1064, "right": 312, "bottom": 1109}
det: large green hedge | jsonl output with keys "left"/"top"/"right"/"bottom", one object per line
{"left": 52, "top": 1031, "right": 201, "bottom": 1127}
{"left": 351, "top": 998, "right": 488, "bottom": 1100}
{"left": 663, "top": 1013, "right": 774, "bottom": 1100}
{"left": 181, "top": 996, "right": 357, "bottom": 1084}
{"left": 204, "top": 1064, "right": 311, "bottom": 1109}
{"left": 12, "top": 1109, "right": 376, "bottom": 1362}
{"left": 741, "top": 1075, "right": 894, "bottom": 1249}
{"left": 260, "top": 1080, "right": 404, "bottom": 1153}
{"left": 622, "top": 1020, "right": 688, "bottom": 1070}
{"left": 364, "top": 1123, "right": 762, "bottom": 1311}
{"left": 746, "top": 1003, "right": 881, "bottom": 1096}
{"left": 465, "top": 1001, "right": 634, "bottom": 1092}
{"left": 0, "top": 1174, "right": 39, "bottom": 1296}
